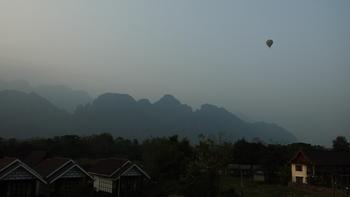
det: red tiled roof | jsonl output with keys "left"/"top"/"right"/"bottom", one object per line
{"left": 24, "top": 151, "right": 48, "bottom": 167}
{"left": 0, "top": 157, "right": 17, "bottom": 171}
{"left": 34, "top": 157, "right": 71, "bottom": 177}
{"left": 88, "top": 158, "right": 130, "bottom": 176}
{"left": 46, "top": 162, "right": 76, "bottom": 183}
{"left": 290, "top": 151, "right": 311, "bottom": 164}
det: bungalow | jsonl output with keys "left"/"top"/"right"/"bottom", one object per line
{"left": 89, "top": 158, "right": 150, "bottom": 197}
{"left": 227, "top": 164, "right": 265, "bottom": 182}
{"left": 290, "top": 150, "right": 350, "bottom": 187}
{"left": 34, "top": 157, "right": 93, "bottom": 197}
{"left": 0, "top": 157, "right": 46, "bottom": 197}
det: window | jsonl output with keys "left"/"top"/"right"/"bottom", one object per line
{"left": 295, "top": 164, "right": 303, "bottom": 171}
{"left": 296, "top": 176, "right": 303, "bottom": 184}
{"left": 99, "top": 178, "right": 113, "bottom": 193}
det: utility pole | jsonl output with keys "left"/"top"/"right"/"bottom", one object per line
{"left": 332, "top": 175, "right": 336, "bottom": 197}
{"left": 240, "top": 168, "right": 244, "bottom": 197}
{"left": 118, "top": 177, "right": 121, "bottom": 197}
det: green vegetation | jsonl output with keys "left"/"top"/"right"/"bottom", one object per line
{"left": 0, "top": 134, "right": 349, "bottom": 197}
{"left": 221, "top": 176, "right": 319, "bottom": 197}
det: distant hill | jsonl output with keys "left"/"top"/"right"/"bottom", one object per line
{"left": 0, "top": 90, "right": 70, "bottom": 138}
{"left": 0, "top": 80, "right": 92, "bottom": 112}
{"left": 0, "top": 89, "right": 296, "bottom": 143}
{"left": 72, "top": 93, "right": 297, "bottom": 143}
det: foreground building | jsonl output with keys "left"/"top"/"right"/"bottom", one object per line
{"left": 1, "top": 154, "right": 151, "bottom": 197}
{"left": 1, "top": 152, "right": 93, "bottom": 197}
{"left": 0, "top": 157, "right": 46, "bottom": 197}
{"left": 34, "top": 157, "right": 93, "bottom": 197}
{"left": 290, "top": 150, "right": 350, "bottom": 187}
{"left": 89, "top": 158, "right": 150, "bottom": 197}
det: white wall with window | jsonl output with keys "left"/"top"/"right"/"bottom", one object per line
{"left": 291, "top": 163, "right": 308, "bottom": 184}
{"left": 93, "top": 176, "right": 113, "bottom": 193}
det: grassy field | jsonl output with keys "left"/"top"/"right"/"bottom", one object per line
{"left": 220, "top": 176, "right": 343, "bottom": 197}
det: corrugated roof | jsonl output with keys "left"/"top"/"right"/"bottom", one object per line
{"left": 88, "top": 158, "right": 130, "bottom": 176}
{"left": 0, "top": 162, "right": 19, "bottom": 178}
{"left": 0, "top": 157, "right": 17, "bottom": 171}
{"left": 23, "top": 151, "right": 48, "bottom": 167}
{"left": 46, "top": 162, "right": 76, "bottom": 183}
{"left": 0, "top": 157, "right": 47, "bottom": 183}
{"left": 34, "top": 157, "right": 71, "bottom": 177}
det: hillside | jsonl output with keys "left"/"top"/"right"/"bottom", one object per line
{"left": 0, "top": 80, "right": 92, "bottom": 112}
{"left": 0, "top": 90, "right": 296, "bottom": 142}
{"left": 72, "top": 93, "right": 296, "bottom": 143}
{"left": 0, "top": 90, "right": 70, "bottom": 138}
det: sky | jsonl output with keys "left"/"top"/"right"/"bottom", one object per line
{"left": 0, "top": 0, "right": 349, "bottom": 145}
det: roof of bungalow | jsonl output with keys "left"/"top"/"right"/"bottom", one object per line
{"left": 88, "top": 158, "right": 130, "bottom": 176}
{"left": 88, "top": 158, "right": 150, "bottom": 179}
{"left": 0, "top": 157, "right": 46, "bottom": 183}
{"left": 290, "top": 150, "right": 350, "bottom": 166}
{"left": 34, "top": 157, "right": 92, "bottom": 184}
{"left": 0, "top": 157, "right": 17, "bottom": 170}
{"left": 23, "top": 150, "right": 49, "bottom": 167}
{"left": 35, "top": 157, "right": 71, "bottom": 178}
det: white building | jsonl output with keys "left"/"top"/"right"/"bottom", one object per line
{"left": 290, "top": 150, "right": 350, "bottom": 186}
{"left": 89, "top": 158, "right": 150, "bottom": 197}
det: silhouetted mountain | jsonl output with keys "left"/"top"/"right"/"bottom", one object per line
{"left": 191, "top": 104, "right": 295, "bottom": 143}
{"left": 154, "top": 94, "right": 181, "bottom": 107}
{"left": 0, "top": 89, "right": 296, "bottom": 143}
{"left": 34, "top": 85, "right": 91, "bottom": 113}
{"left": 92, "top": 93, "right": 136, "bottom": 109}
{"left": 0, "top": 80, "right": 92, "bottom": 112}
{"left": 72, "top": 93, "right": 297, "bottom": 143}
{"left": 0, "top": 90, "right": 70, "bottom": 138}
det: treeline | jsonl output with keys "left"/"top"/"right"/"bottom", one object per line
{"left": 0, "top": 134, "right": 349, "bottom": 197}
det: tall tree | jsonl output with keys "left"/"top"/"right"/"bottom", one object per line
{"left": 332, "top": 136, "right": 350, "bottom": 152}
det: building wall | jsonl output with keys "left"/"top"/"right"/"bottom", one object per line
{"left": 253, "top": 172, "right": 265, "bottom": 182}
{"left": 37, "top": 181, "right": 49, "bottom": 197}
{"left": 0, "top": 166, "right": 40, "bottom": 197}
{"left": 93, "top": 175, "right": 114, "bottom": 193}
{"left": 0, "top": 180, "right": 37, "bottom": 197}
{"left": 291, "top": 163, "right": 308, "bottom": 184}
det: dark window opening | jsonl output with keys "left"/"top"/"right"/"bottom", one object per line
{"left": 296, "top": 176, "right": 303, "bottom": 184}
{"left": 296, "top": 164, "right": 303, "bottom": 171}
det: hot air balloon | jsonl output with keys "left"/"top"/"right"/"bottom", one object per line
{"left": 266, "top": 39, "right": 273, "bottom": 48}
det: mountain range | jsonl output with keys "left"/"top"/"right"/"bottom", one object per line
{"left": 0, "top": 80, "right": 92, "bottom": 112}
{"left": 0, "top": 87, "right": 296, "bottom": 143}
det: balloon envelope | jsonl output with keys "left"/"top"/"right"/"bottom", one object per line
{"left": 266, "top": 39, "right": 273, "bottom": 48}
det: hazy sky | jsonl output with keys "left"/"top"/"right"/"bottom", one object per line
{"left": 0, "top": 0, "right": 349, "bottom": 145}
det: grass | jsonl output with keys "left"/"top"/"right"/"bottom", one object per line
{"left": 220, "top": 176, "right": 339, "bottom": 197}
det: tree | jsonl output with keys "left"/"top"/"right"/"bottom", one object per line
{"left": 87, "top": 133, "right": 115, "bottom": 157}
{"left": 332, "top": 136, "right": 350, "bottom": 152}
{"left": 232, "top": 138, "right": 266, "bottom": 164}
{"left": 142, "top": 135, "right": 193, "bottom": 180}
{"left": 184, "top": 136, "right": 229, "bottom": 197}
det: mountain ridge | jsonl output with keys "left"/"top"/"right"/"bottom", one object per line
{"left": 0, "top": 80, "right": 92, "bottom": 112}
{"left": 0, "top": 89, "right": 297, "bottom": 143}
{"left": 72, "top": 92, "right": 296, "bottom": 143}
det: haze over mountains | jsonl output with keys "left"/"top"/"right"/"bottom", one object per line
{"left": 0, "top": 81, "right": 296, "bottom": 143}
{"left": 0, "top": 80, "right": 92, "bottom": 112}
